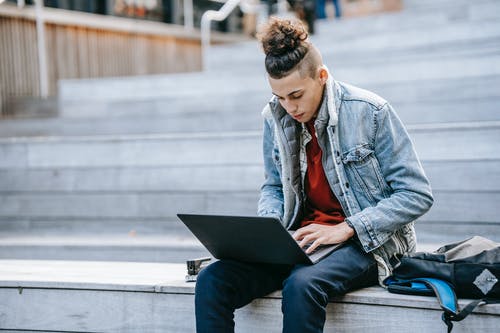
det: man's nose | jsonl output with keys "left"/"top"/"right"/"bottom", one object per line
{"left": 281, "top": 99, "right": 297, "bottom": 114}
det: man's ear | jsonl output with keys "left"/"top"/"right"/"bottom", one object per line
{"left": 318, "top": 67, "right": 328, "bottom": 84}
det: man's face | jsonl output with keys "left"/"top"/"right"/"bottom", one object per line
{"left": 268, "top": 69, "right": 326, "bottom": 123}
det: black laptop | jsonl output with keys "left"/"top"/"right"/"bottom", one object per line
{"left": 177, "top": 214, "right": 344, "bottom": 265}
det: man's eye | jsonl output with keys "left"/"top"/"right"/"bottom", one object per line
{"left": 292, "top": 94, "right": 303, "bottom": 99}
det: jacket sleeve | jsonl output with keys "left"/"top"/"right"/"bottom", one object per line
{"left": 344, "top": 103, "right": 434, "bottom": 252}
{"left": 257, "top": 118, "right": 284, "bottom": 219}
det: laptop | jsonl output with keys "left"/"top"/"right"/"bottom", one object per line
{"left": 177, "top": 214, "right": 344, "bottom": 265}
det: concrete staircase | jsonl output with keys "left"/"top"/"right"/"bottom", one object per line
{"left": 1, "top": 0, "right": 500, "bottom": 331}
{"left": 0, "top": 0, "right": 499, "bottom": 263}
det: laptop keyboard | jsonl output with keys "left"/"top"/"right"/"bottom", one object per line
{"left": 303, "top": 243, "right": 328, "bottom": 255}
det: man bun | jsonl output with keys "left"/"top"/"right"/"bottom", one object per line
{"left": 261, "top": 17, "right": 308, "bottom": 56}
{"left": 259, "top": 17, "right": 310, "bottom": 78}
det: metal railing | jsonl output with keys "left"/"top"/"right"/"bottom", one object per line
{"left": 184, "top": 0, "right": 194, "bottom": 29}
{"left": 201, "top": 0, "right": 265, "bottom": 71}
{"left": 34, "top": 0, "right": 48, "bottom": 99}
{"left": 201, "top": 0, "right": 242, "bottom": 71}
{"left": 200, "top": 0, "right": 290, "bottom": 71}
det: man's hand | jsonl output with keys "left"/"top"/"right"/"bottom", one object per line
{"left": 292, "top": 222, "right": 355, "bottom": 254}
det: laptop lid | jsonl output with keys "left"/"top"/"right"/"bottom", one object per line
{"left": 177, "top": 214, "right": 342, "bottom": 265}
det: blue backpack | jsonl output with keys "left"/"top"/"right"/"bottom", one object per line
{"left": 384, "top": 236, "right": 499, "bottom": 332}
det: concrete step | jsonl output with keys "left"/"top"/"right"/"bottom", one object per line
{"left": 0, "top": 159, "right": 498, "bottom": 193}
{"left": 208, "top": 1, "right": 500, "bottom": 70}
{"left": 1, "top": 94, "right": 499, "bottom": 137}
{"left": 319, "top": 23, "right": 500, "bottom": 58}
{"left": 59, "top": 50, "right": 500, "bottom": 105}
{"left": 0, "top": 224, "right": 498, "bottom": 263}
{"left": 1, "top": 260, "right": 499, "bottom": 332}
{"left": 0, "top": 131, "right": 262, "bottom": 169}
{"left": 1, "top": 164, "right": 498, "bottom": 234}
{"left": 0, "top": 165, "right": 263, "bottom": 192}
{"left": 333, "top": 52, "right": 500, "bottom": 87}
{"left": 0, "top": 158, "right": 498, "bottom": 231}
{"left": 0, "top": 191, "right": 258, "bottom": 220}
{"left": 56, "top": 51, "right": 500, "bottom": 118}
{"left": 0, "top": 217, "right": 192, "bottom": 235}
{"left": 2, "top": 96, "right": 58, "bottom": 119}
{"left": 209, "top": 20, "right": 500, "bottom": 72}
{"left": 0, "top": 190, "right": 497, "bottom": 226}
{"left": 0, "top": 123, "right": 498, "bottom": 230}
{"left": 368, "top": 0, "right": 498, "bottom": 25}
{"left": 0, "top": 234, "right": 208, "bottom": 263}
{"left": 329, "top": 6, "right": 499, "bottom": 37}
{"left": 2, "top": 73, "right": 500, "bottom": 137}
{"left": 0, "top": 189, "right": 498, "bottom": 243}
{"left": 403, "top": 0, "right": 497, "bottom": 15}
{"left": 1, "top": 122, "right": 498, "bottom": 168}
{"left": 0, "top": 112, "right": 265, "bottom": 137}
{"left": 0, "top": 203, "right": 496, "bottom": 242}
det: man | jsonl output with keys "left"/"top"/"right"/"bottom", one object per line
{"left": 195, "top": 17, "right": 433, "bottom": 333}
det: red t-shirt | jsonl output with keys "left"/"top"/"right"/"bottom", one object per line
{"left": 301, "top": 120, "right": 345, "bottom": 227}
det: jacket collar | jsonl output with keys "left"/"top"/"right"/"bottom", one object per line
{"left": 324, "top": 66, "right": 340, "bottom": 127}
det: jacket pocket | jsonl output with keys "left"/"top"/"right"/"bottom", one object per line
{"left": 342, "top": 144, "right": 390, "bottom": 205}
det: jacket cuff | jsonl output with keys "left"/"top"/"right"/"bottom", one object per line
{"left": 258, "top": 209, "right": 282, "bottom": 220}
{"left": 345, "top": 213, "right": 387, "bottom": 252}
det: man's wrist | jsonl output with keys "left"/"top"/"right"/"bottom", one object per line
{"left": 343, "top": 218, "right": 355, "bottom": 230}
{"left": 342, "top": 220, "right": 356, "bottom": 238}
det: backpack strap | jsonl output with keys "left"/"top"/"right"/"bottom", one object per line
{"left": 442, "top": 298, "right": 500, "bottom": 333}
{"left": 385, "top": 277, "right": 500, "bottom": 332}
{"left": 385, "top": 277, "right": 458, "bottom": 314}
{"left": 386, "top": 277, "right": 457, "bottom": 331}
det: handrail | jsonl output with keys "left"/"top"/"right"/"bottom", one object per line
{"left": 201, "top": 0, "right": 287, "bottom": 71}
{"left": 201, "top": 0, "right": 260, "bottom": 71}
{"left": 34, "top": 0, "right": 48, "bottom": 98}
{"left": 183, "top": 0, "right": 194, "bottom": 29}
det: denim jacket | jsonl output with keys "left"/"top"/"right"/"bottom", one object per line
{"left": 257, "top": 71, "right": 434, "bottom": 284}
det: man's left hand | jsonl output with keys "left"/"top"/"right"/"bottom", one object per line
{"left": 292, "top": 222, "right": 355, "bottom": 254}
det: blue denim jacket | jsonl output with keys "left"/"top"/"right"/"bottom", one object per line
{"left": 257, "top": 74, "right": 434, "bottom": 283}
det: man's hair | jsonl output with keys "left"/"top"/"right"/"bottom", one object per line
{"left": 258, "top": 17, "right": 322, "bottom": 79}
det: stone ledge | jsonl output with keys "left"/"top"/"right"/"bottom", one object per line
{"left": 0, "top": 259, "right": 498, "bottom": 314}
{"left": 1, "top": 260, "right": 499, "bottom": 332}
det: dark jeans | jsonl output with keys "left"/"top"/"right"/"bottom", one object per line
{"left": 195, "top": 241, "right": 377, "bottom": 333}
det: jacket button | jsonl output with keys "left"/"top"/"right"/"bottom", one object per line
{"left": 345, "top": 182, "right": 350, "bottom": 188}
